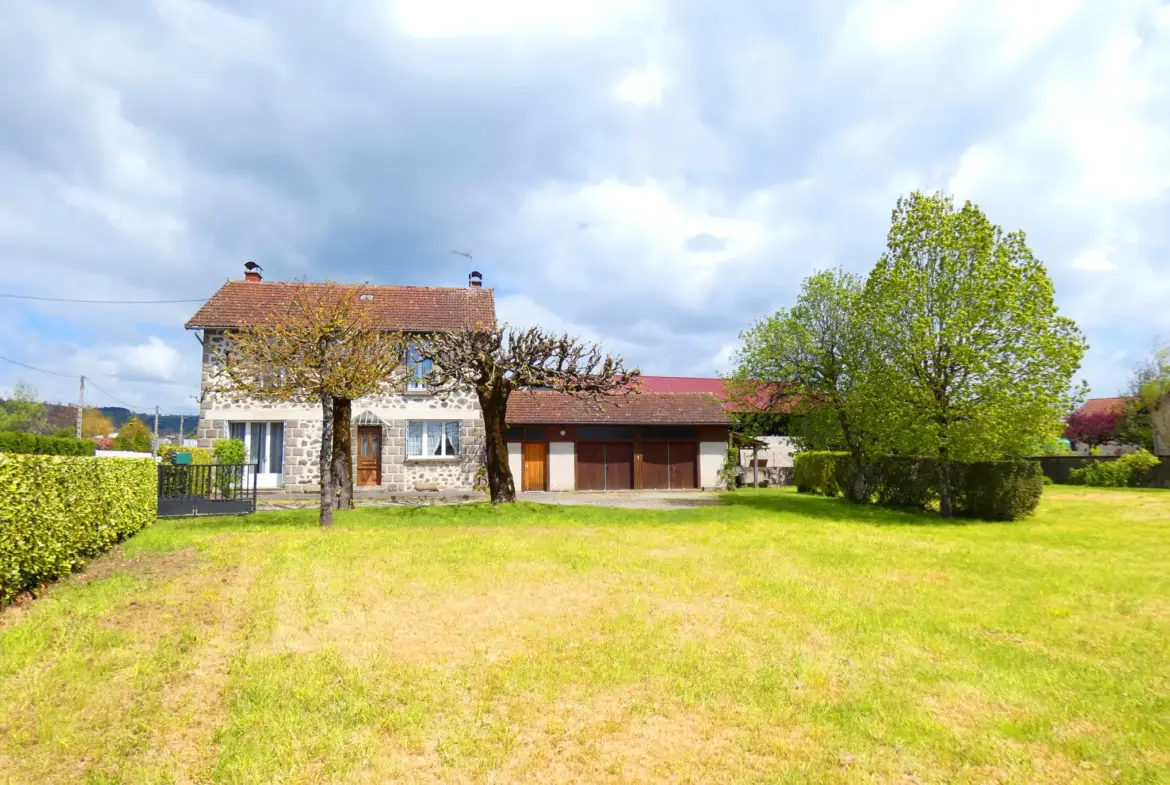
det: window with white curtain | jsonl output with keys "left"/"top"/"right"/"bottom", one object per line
{"left": 406, "top": 421, "right": 460, "bottom": 457}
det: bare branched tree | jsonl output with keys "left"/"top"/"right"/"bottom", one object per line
{"left": 419, "top": 326, "right": 639, "bottom": 503}
{"left": 213, "top": 281, "right": 411, "bottom": 526}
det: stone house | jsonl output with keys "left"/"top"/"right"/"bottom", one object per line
{"left": 185, "top": 268, "right": 495, "bottom": 492}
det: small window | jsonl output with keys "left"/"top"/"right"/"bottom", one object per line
{"left": 360, "top": 293, "right": 374, "bottom": 301}
{"left": 506, "top": 426, "right": 544, "bottom": 441}
{"left": 642, "top": 426, "right": 697, "bottom": 440}
{"left": 407, "top": 421, "right": 460, "bottom": 457}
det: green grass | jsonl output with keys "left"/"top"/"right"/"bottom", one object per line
{"left": 1, "top": 486, "right": 1168, "bottom": 783}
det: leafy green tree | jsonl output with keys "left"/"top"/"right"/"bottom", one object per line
{"left": 115, "top": 417, "right": 153, "bottom": 452}
{"left": 862, "top": 192, "right": 1087, "bottom": 517}
{"left": 726, "top": 269, "right": 877, "bottom": 502}
{"left": 0, "top": 381, "right": 48, "bottom": 434}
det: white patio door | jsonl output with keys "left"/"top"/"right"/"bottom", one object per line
{"left": 230, "top": 422, "right": 285, "bottom": 489}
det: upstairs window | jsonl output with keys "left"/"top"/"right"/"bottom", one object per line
{"left": 406, "top": 344, "right": 433, "bottom": 391}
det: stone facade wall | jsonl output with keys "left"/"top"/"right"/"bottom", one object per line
{"left": 195, "top": 328, "right": 486, "bottom": 491}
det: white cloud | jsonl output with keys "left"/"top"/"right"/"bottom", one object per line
{"left": 1072, "top": 249, "right": 1116, "bottom": 272}
{"left": 390, "top": 0, "right": 653, "bottom": 39}
{"left": 615, "top": 63, "right": 668, "bottom": 105}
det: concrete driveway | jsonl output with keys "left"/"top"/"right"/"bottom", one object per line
{"left": 520, "top": 490, "right": 722, "bottom": 510}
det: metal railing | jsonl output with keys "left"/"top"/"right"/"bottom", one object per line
{"left": 157, "top": 463, "right": 258, "bottom": 517}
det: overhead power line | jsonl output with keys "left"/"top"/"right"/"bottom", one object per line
{"left": 84, "top": 377, "right": 145, "bottom": 411}
{"left": 0, "top": 353, "right": 76, "bottom": 378}
{"left": 0, "top": 292, "right": 208, "bottom": 304}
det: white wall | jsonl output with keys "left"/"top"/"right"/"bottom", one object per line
{"left": 739, "top": 436, "right": 796, "bottom": 468}
{"left": 699, "top": 441, "right": 726, "bottom": 490}
{"left": 95, "top": 450, "right": 158, "bottom": 460}
{"left": 507, "top": 442, "right": 522, "bottom": 487}
{"left": 548, "top": 441, "right": 575, "bottom": 491}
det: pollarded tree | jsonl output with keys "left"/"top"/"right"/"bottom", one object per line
{"left": 862, "top": 192, "right": 1087, "bottom": 517}
{"left": 418, "top": 326, "right": 638, "bottom": 504}
{"left": 1128, "top": 340, "right": 1170, "bottom": 452}
{"left": 215, "top": 281, "right": 411, "bottom": 526}
{"left": 726, "top": 269, "right": 878, "bottom": 502}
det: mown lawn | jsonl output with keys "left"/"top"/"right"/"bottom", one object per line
{"left": 1, "top": 487, "right": 1167, "bottom": 784}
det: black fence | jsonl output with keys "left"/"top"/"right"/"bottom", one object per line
{"left": 157, "top": 463, "right": 258, "bottom": 518}
{"left": 1031, "top": 456, "right": 1170, "bottom": 488}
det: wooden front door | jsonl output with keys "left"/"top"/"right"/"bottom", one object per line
{"left": 522, "top": 442, "right": 547, "bottom": 491}
{"left": 357, "top": 426, "right": 382, "bottom": 486}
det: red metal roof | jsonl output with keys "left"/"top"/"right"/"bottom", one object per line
{"left": 185, "top": 280, "right": 497, "bottom": 331}
{"left": 506, "top": 390, "right": 731, "bottom": 425}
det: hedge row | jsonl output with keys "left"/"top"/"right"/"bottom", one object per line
{"left": 793, "top": 451, "right": 1043, "bottom": 521}
{"left": 159, "top": 445, "right": 212, "bottom": 465}
{"left": 0, "top": 431, "right": 96, "bottom": 456}
{"left": 0, "top": 454, "right": 157, "bottom": 605}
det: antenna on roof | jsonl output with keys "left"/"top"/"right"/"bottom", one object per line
{"left": 451, "top": 250, "right": 472, "bottom": 263}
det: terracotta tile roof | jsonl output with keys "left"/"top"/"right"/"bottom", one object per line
{"left": 185, "top": 280, "right": 497, "bottom": 331}
{"left": 1072, "top": 397, "right": 1134, "bottom": 418}
{"left": 506, "top": 390, "right": 731, "bottom": 425}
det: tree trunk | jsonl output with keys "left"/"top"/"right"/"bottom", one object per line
{"left": 937, "top": 445, "right": 953, "bottom": 519}
{"left": 849, "top": 462, "right": 868, "bottom": 504}
{"left": 319, "top": 395, "right": 334, "bottom": 527}
{"left": 332, "top": 396, "right": 353, "bottom": 510}
{"left": 478, "top": 383, "right": 516, "bottom": 504}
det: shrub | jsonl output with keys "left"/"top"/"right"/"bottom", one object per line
{"left": 214, "top": 438, "right": 246, "bottom": 465}
{"left": 159, "top": 445, "right": 212, "bottom": 465}
{"left": 0, "top": 455, "right": 156, "bottom": 605}
{"left": 1042, "top": 475, "right": 1054, "bottom": 486}
{"left": 793, "top": 451, "right": 850, "bottom": 496}
{"left": 868, "top": 456, "right": 937, "bottom": 509}
{"left": 954, "top": 460, "right": 1043, "bottom": 521}
{"left": 0, "top": 432, "right": 96, "bottom": 456}
{"left": 1068, "top": 450, "right": 1162, "bottom": 487}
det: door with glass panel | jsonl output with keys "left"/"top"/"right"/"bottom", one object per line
{"left": 357, "top": 426, "right": 382, "bottom": 486}
{"left": 229, "top": 421, "right": 285, "bottom": 489}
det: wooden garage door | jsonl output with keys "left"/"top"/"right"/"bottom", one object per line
{"left": 642, "top": 442, "right": 669, "bottom": 489}
{"left": 605, "top": 443, "right": 633, "bottom": 490}
{"left": 522, "top": 442, "right": 547, "bottom": 491}
{"left": 576, "top": 442, "right": 606, "bottom": 490}
{"left": 668, "top": 442, "right": 697, "bottom": 489}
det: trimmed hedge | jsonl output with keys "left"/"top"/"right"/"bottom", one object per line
{"left": 0, "top": 431, "right": 96, "bottom": 456}
{"left": 0, "top": 454, "right": 157, "bottom": 605}
{"left": 214, "top": 438, "right": 246, "bottom": 465}
{"left": 793, "top": 451, "right": 850, "bottom": 495}
{"left": 953, "top": 461, "right": 1043, "bottom": 521}
{"left": 793, "top": 452, "right": 1042, "bottom": 521}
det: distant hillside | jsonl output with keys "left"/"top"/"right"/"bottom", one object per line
{"left": 4, "top": 400, "right": 200, "bottom": 437}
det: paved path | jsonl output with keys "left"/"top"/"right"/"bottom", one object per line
{"left": 520, "top": 490, "right": 722, "bottom": 510}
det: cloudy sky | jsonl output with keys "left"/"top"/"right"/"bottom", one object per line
{"left": 2, "top": 0, "right": 1168, "bottom": 414}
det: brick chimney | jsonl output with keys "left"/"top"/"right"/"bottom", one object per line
{"left": 244, "top": 261, "right": 263, "bottom": 282}
{"left": 468, "top": 270, "right": 482, "bottom": 288}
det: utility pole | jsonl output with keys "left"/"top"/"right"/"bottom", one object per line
{"left": 75, "top": 375, "right": 85, "bottom": 439}
{"left": 179, "top": 413, "right": 185, "bottom": 445}
{"left": 153, "top": 405, "right": 160, "bottom": 453}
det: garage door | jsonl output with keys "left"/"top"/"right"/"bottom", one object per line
{"left": 667, "top": 442, "right": 697, "bottom": 489}
{"left": 642, "top": 443, "right": 669, "bottom": 489}
{"left": 576, "top": 443, "right": 633, "bottom": 490}
{"left": 643, "top": 442, "right": 696, "bottom": 489}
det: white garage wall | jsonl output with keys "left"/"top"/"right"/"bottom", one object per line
{"left": 699, "top": 441, "right": 726, "bottom": 490}
{"left": 507, "top": 442, "right": 522, "bottom": 487}
{"left": 548, "top": 441, "right": 575, "bottom": 491}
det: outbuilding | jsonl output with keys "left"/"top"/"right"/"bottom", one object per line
{"left": 505, "top": 390, "right": 731, "bottom": 491}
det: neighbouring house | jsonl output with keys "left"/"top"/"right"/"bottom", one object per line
{"left": 186, "top": 268, "right": 737, "bottom": 492}
{"left": 1065, "top": 396, "right": 1169, "bottom": 457}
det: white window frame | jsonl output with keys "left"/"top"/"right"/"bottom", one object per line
{"left": 229, "top": 421, "right": 285, "bottom": 489}
{"left": 406, "top": 343, "right": 433, "bottom": 392}
{"left": 407, "top": 421, "right": 460, "bottom": 458}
